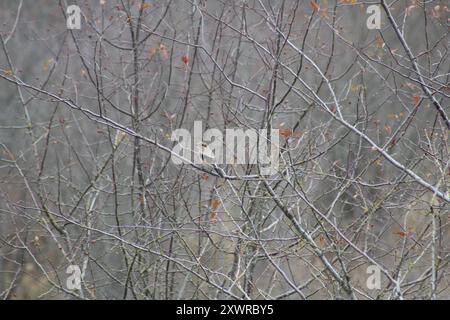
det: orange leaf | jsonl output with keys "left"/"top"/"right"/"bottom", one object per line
{"left": 181, "top": 55, "right": 189, "bottom": 66}
{"left": 279, "top": 128, "right": 293, "bottom": 139}
{"left": 394, "top": 231, "right": 407, "bottom": 237}
{"left": 211, "top": 199, "right": 220, "bottom": 211}
{"left": 310, "top": 1, "right": 320, "bottom": 12}
{"left": 412, "top": 95, "right": 420, "bottom": 107}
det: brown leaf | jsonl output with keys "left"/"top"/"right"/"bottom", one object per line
{"left": 210, "top": 212, "right": 218, "bottom": 224}
{"left": 279, "top": 128, "right": 293, "bottom": 139}
{"left": 181, "top": 55, "right": 189, "bottom": 66}
{"left": 310, "top": 1, "right": 320, "bottom": 12}
{"left": 211, "top": 198, "right": 220, "bottom": 211}
{"left": 394, "top": 231, "right": 407, "bottom": 237}
{"left": 412, "top": 95, "right": 421, "bottom": 107}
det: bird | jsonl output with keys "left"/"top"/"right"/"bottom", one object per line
{"left": 194, "top": 142, "right": 215, "bottom": 164}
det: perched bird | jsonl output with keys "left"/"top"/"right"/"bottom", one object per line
{"left": 194, "top": 142, "right": 215, "bottom": 164}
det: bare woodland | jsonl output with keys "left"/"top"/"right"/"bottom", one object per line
{"left": 0, "top": 0, "right": 449, "bottom": 300}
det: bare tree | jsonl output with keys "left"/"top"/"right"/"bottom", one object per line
{"left": 0, "top": 0, "right": 449, "bottom": 300}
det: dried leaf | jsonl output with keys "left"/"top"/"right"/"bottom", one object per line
{"left": 394, "top": 231, "right": 407, "bottom": 237}
{"left": 211, "top": 198, "right": 220, "bottom": 211}
{"left": 279, "top": 128, "right": 293, "bottom": 139}
{"left": 181, "top": 55, "right": 189, "bottom": 66}
{"left": 412, "top": 95, "right": 421, "bottom": 107}
{"left": 210, "top": 212, "right": 218, "bottom": 224}
{"left": 310, "top": 1, "right": 320, "bottom": 12}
